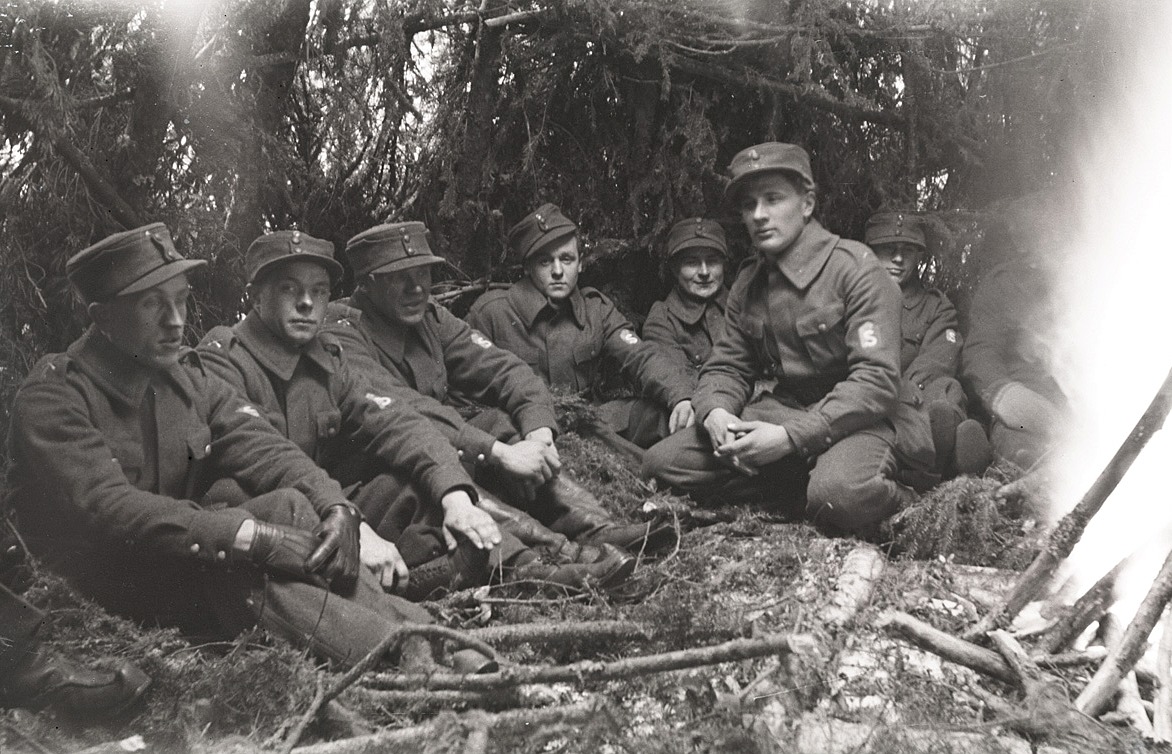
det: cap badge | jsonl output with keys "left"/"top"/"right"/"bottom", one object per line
{"left": 749, "top": 149, "right": 759, "bottom": 161}
{"left": 401, "top": 229, "right": 414, "bottom": 256}
{"left": 536, "top": 213, "right": 548, "bottom": 232}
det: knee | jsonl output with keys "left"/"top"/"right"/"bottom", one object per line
{"left": 641, "top": 431, "right": 697, "bottom": 484}
{"left": 806, "top": 472, "right": 899, "bottom": 534}
{"left": 243, "top": 489, "right": 318, "bottom": 530}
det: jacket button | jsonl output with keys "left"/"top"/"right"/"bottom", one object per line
{"left": 817, "top": 323, "right": 827, "bottom": 332}
{"left": 824, "top": 436, "right": 833, "bottom": 445}
{"left": 204, "top": 444, "right": 212, "bottom": 454}
{"left": 190, "top": 543, "right": 200, "bottom": 555}
{"left": 476, "top": 453, "right": 486, "bottom": 463}
{"left": 327, "top": 428, "right": 337, "bottom": 437}
{"left": 457, "top": 450, "right": 464, "bottom": 458}
{"left": 216, "top": 551, "right": 227, "bottom": 561}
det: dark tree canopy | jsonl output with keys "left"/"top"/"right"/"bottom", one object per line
{"left": 0, "top": 0, "right": 1125, "bottom": 442}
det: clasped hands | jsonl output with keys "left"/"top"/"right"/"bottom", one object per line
{"left": 704, "top": 407, "right": 795, "bottom": 471}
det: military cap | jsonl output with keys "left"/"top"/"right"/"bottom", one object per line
{"left": 864, "top": 212, "right": 926, "bottom": 249}
{"left": 725, "top": 142, "right": 815, "bottom": 202}
{"left": 661, "top": 218, "right": 728, "bottom": 264}
{"left": 246, "top": 230, "right": 343, "bottom": 285}
{"left": 66, "top": 222, "right": 206, "bottom": 304}
{"left": 345, "top": 222, "right": 444, "bottom": 276}
{"left": 508, "top": 203, "right": 578, "bottom": 262}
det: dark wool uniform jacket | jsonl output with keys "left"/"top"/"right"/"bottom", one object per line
{"left": 7, "top": 327, "right": 348, "bottom": 564}
{"left": 898, "top": 284, "right": 965, "bottom": 409}
{"left": 323, "top": 294, "right": 559, "bottom": 465}
{"left": 693, "top": 220, "right": 902, "bottom": 460}
{"left": 641, "top": 287, "right": 728, "bottom": 388}
{"left": 466, "top": 277, "right": 693, "bottom": 408}
{"left": 198, "top": 312, "right": 475, "bottom": 505}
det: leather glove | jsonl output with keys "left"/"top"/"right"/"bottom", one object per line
{"left": 308, "top": 504, "right": 361, "bottom": 592}
{"left": 991, "top": 382, "right": 1061, "bottom": 436}
{"left": 243, "top": 520, "right": 320, "bottom": 583}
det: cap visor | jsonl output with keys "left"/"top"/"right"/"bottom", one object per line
{"left": 367, "top": 255, "right": 445, "bottom": 276}
{"left": 526, "top": 226, "right": 577, "bottom": 261}
{"left": 251, "top": 255, "right": 344, "bottom": 285}
{"left": 669, "top": 238, "right": 728, "bottom": 259}
{"left": 867, "top": 235, "right": 926, "bottom": 249}
{"left": 724, "top": 167, "right": 814, "bottom": 205}
{"left": 117, "top": 259, "right": 207, "bottom": 297}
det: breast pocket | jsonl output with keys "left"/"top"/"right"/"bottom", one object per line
{"left": 315, "top": 409, "right": 343, "bottom": 441}
{"left": 108, "top": 439, "right": 145, "bottom": 487}
{"left": 571, "top": 339, "right": 600, "bottom": 388}
{"left": 795, "top": 303, "right": 849, "bottom": 370}
{"left": 184, "top": 426, "right": 213, "bottom": 499}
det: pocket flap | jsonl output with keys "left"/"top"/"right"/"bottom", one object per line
{"left": 795, "top": 303, "right": 845, "bottom": 338}
{"left": 186, "top": 426, "right": 213, "bottom": 460}
{"left": 315, "top": 409, "right": 343, "bottom": 439}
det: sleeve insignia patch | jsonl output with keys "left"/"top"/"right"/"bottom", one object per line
{"left": 365, "top": 393, "right": 393, "bottom": 410}
{"left": 619, "top": 329, "right": 640, "bottom": 345}
{"left": 858, "top": 322, "right": 880, "bottom": 349}
{"left": 470, "top": 332, "right": 493, "bottom": 349}
{"left": 236, "top": 405, "right": 261, "bottom": 418}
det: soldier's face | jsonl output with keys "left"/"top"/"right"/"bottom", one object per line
{"left": 673, "top": 248, "right": 726, "bottom": 301}
{"left": 92, "top": 274, "right": 191, "bottom": 370}
{"left": 872, "top": 242, "right": 925, "bottom": 288}
{"left": 525, "top": 237, "right": 581, "bottom": 302}
{"left": 251, "top": 261, "right": 332, "bottom": 348}
{"left": 367, "top": 265, "right": 433, "bottom": 326}
{"left": 737, "top": 173, "right": 815, "bottom": 258}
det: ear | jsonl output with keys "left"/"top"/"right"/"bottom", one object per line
{"left": 800, "top": 190, "right": 816, "bottom": 220}
{"left": 87, "top": 301, "right": 109, "bottom": 327}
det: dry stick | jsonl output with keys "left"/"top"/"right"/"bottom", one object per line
{"left": 1095, "top": 612, "right": 1155, "bottom": 736}
{"left": 281, "top": 624, "right": 496, "bottom": 754}
{"left": 1155, "top": 608, "right": 1172, "bottom": 741}
{"left": 348, "top": 687, "right": 514, "bottom": 710}
{"left": 468, "top": 620, "right": 650, "bottom": 647}
{"left": 968, "top": 365, "right": 1172, "bottom": 640}
{"left": 1032, "top": 645, "right": 1108, "bottom": 669}
{"left": 880, "top": 611, "right": 1015, "bottom": 683}
{"left": 1078, "top": 545, "right": 1172, "bottom": 717}
{"left": 1039, "top": 552, "right": 1132, "bottom": 654}
{"left": 989, "top": 629, "right": 1044, "bottom": 690}
{"left": 291, "top": 701, "right": 601, "bottom": 754}
{"left": 821, "top": 544, "right": 886, "bottom": 626}
{"left": 363, "top": 632, "right": 815, "bottom": 692}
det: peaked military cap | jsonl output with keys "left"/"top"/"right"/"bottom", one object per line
{"left": 346, "top": 222, "right": 444, "bottom": 276}
{"left": 864, "top": 212, "right": 926, "bottom": 249}
{"left": 247, "top": 230, "right": 342, "bottom": 285}
{"left": 508, "top": 203, "right": 578, "bottom": 262}
{"left": 725, "top": 142, "right": 815, "bottom": 203}
{"left": 662, "top": 218, "right": 728, "bottom": 264}
{"left": 66, "top": 222, "right": 206, "bottom": 304}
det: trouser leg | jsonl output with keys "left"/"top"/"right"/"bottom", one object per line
{"left": 989, "top": 419, "right": 1050, "bottom": 470}
{"left": 641, "top": 425, "right": 769, "bottom": 506}
{"left": 597, "top": 397, "right": 668, "bottom": 449}
{"left": 806, "top": 426, "right": 910, "bottom": 535}
{"left": 208, "top": 489, "right": 434, "bottom": 669}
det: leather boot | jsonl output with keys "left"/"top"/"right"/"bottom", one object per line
{"left": 541, "top": 477, "right": 677, "bottom": 555}
{"left": 928, "top": 401, "right": 962, "bottom": 477}
{"left": 953, "top": 419, "right": 993, "bottom": 476}
{"left": 500, "top": 545, "right": 634, "bottom": 591}
{"left": 0, "top": 643, "right": 150, "bottom": 718}
{"left": 400, "top": 532, "right": 491, "bottom": 602}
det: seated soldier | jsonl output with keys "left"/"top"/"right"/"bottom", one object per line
{"left": 7, "top": 223, "right": 489, "bottom": 671}
{"left": 643, "top": 143, "right": 918, "bottom": 536}
{"left": 1, "top": 582, "right": 150, "bottom": 718}
{"left": 962, "top": 198, "right": 1068, "bottom": 470}
{"left": 467, "top": 204, "right": 694, "bottom": 449}
{"left": 864, "top": 212, "right": 991, "bottom": 479}
{"left": 324, "top": 222, "right": 671, "bottom": 556}
{"left": 198, "top": 231, "right": 632, "bottom": 595}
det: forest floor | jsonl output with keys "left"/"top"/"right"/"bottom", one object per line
{"left": 0, "top": 423, "right": 1159, "bottom": 754}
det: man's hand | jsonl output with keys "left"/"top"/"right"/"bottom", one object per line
{"left": 491, "top": 439, "right": 561, "bottom": 491}
{"left": 525, "top": 426, "right": 556, "bottom": 447}
{"left": 716, "top": 420, "right": 795, "bottom": 467}
{"left": 358, "top": 522, "right": 409, "bottom": 592}
{"left": 239, "top": 519, "right": 323, "bottom": 585}
{"left": 441, "top": 490, "right": 502, "bottom": 551}
{"left": 308, "top": 504, "right": 361, "bottom": 592}
{"left": 703, "top": 407, "right": 739, "bottom": 449}
{"left": 669, "top": 399, "right": 696, "bottom": 434}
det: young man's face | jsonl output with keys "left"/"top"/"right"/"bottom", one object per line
{"left": 92, "top": 273, "right": 191, "bottom": 370}
{"left": 365, "top": 265, "right": 434, "bottom": 327}
{"left": 251, "top": 260, "right": 332, "bottom": 348}
{"left": 737, "top": 172, "right": 816, "bottom": 258}
{"left": 673, "top": 248, "right": 726, "bottom": 301}
{"left": 871, "top": 242, "right": 925, "bottom": 288}
{"left": 525, "top": 236, "right": 581, "bottom": 302}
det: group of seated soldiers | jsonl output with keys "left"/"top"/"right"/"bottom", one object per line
{"left": 0, "top": 141, "right": 1064, "bottom": 718}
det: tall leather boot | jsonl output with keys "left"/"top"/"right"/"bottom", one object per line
{"left": 538, "top": 476, "right": 677, "bottom": 555}
{"left": 0, "top": 641, "right": 150, "bottom": 718}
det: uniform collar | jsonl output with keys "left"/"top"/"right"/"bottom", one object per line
{"left": 68, "top": 326, "right": 193, "bottom": 407}
{"left": 901, "top": 283, "right": 928, "bottom": 310}
{"left": 352, "top": 289, "right": 411, "bottom": 362}
{"left": 772, "top": 219, "right": 837, "bottom": 291}
{"left": 236, "top": 311, "right": 335, "bottom": 382}
{"left": 665, "top": 286, "right": 727, "bottom": 326}
{"left": 508, "top": 277, "right": 587, "bottom": 328}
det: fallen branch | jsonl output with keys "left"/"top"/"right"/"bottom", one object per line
{"left": 1032, "top": 645, "right": 1108, "bottom": 669}
{"left": 1039, "top": 553, "right": 1131, "bottom": 654}
{"left": 1078, "top": 545, "right": 1172, "bottom": 717}
{"left": 821, "top": 544, "right": 886, "bottom": 626}
{"left": 364, "top": 632, "right": 816, "bottom": 692}
{"left": 291, "top": 701, "right": 603, "bottom": 754}
{"left": 1155, "top": 608, "right": 1172, "bottom": 741}
{"left": 968, "top": 365, "right": 1172, "bottom": 639}
{"left": 347, "top": 687, "right": 518, "bottom": 710}
{"left": 468, "top": 620, "right": 649, "bottom": 646}
{"left": 989, "top": 629, "right": 1045, "bottom": 691}
{"left": 432, "top": 279, "right": 508, "bottom": 305}
{"left": 880, "top": 611, "right": 1015, "bottom": 684}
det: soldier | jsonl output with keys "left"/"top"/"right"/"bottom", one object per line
{"left": 962, "top": 197, "right": 1068, "bottom": 469}
{"left": 467, "top": 204, "right": 695, "bottom": 449}
{"left": 1, "top": 583, "right": 150, "bottom": 718}
{"left": 199, "top": 231, "right": 631, "bottom": 596}
{"left": 642, "top": 143, "right": 916, "bottom": 535}
{"left": 864, "top": 212, "right": 990, "bottom": 478}
{"left": 6, "top": 223, "right": 490, "bottom": 671}
{"left": 324, "top": 222, "right": 670, "bottom": 555}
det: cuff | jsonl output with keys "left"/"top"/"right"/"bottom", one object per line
{"left": 453, "top": 423, "right": 498, "bottom": 468}
{"left": 420, "top": 464, "right": 478, "bottom": 506}
{"left": 188, "top": 507, "right": 253, "bottom": 566}
{"left": 781, "top": 410, "right": 836, "bottom": 460}
{"left": 515, "top": 405, "right": 559, "bottom": 439}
